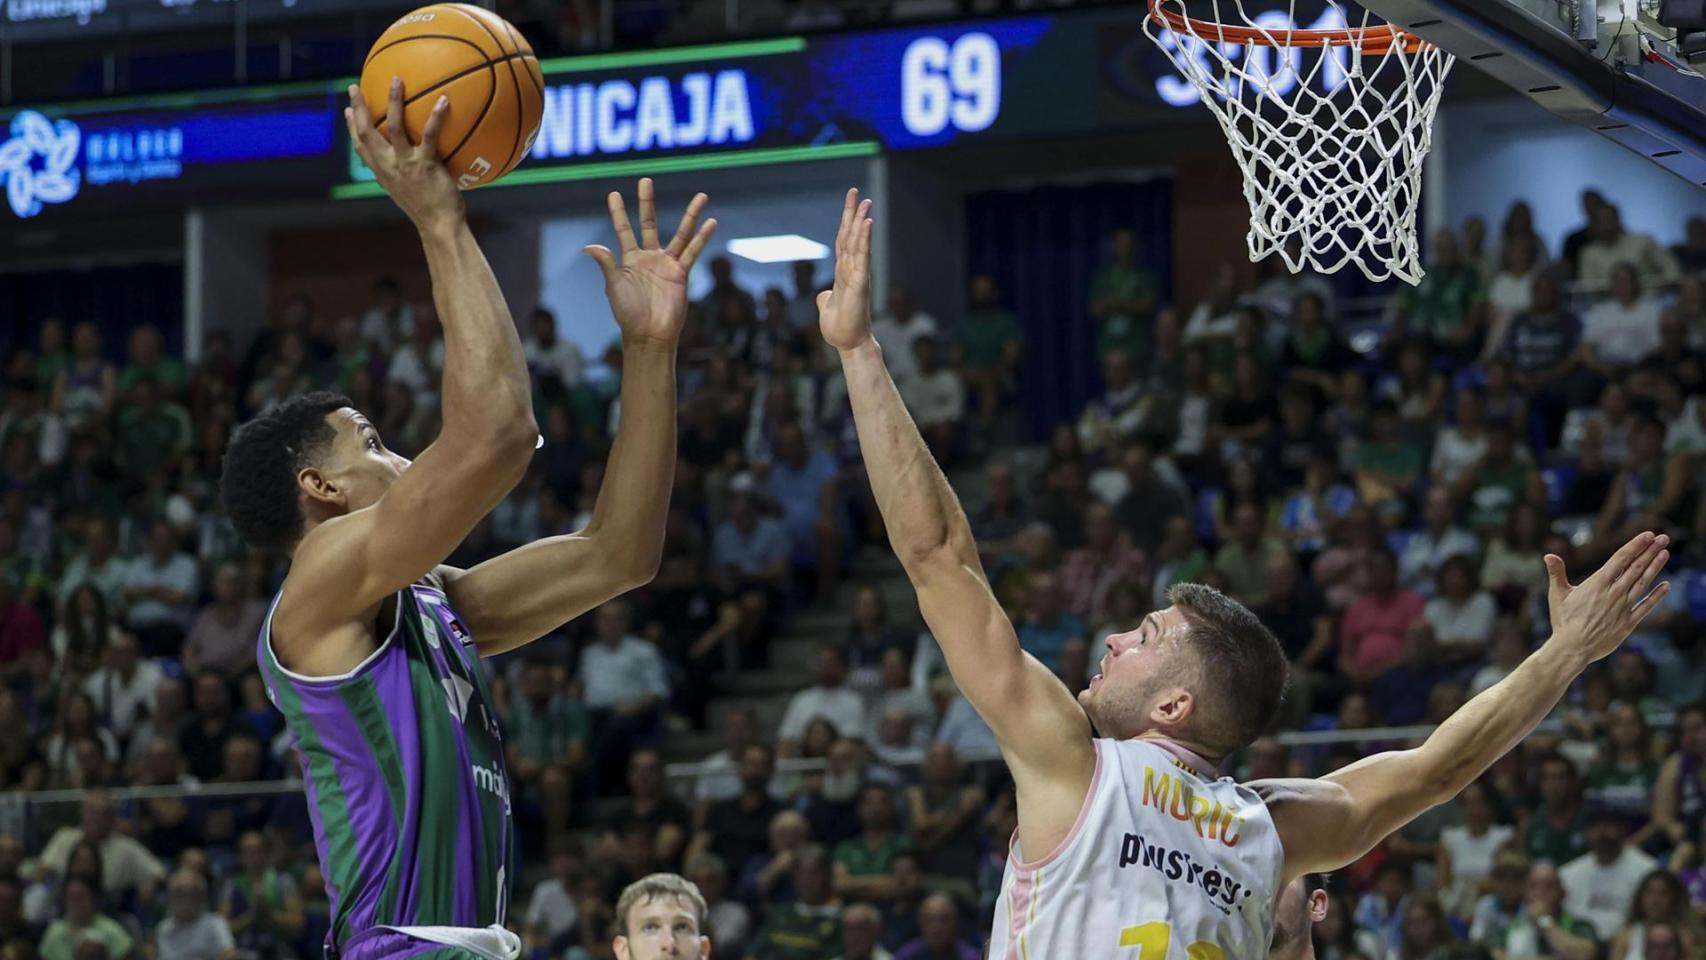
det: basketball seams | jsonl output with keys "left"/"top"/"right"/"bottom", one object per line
{"left": 496, "top": 56, "right": 524, "bottom": 177}
{"left": 444, "top": 63, "right": 501, "bottom": 176}
{"left": 364, "top": 32, "right": 479, "bottom": 69}
{"left": 442, "top": 3, "right": 523, "bottom": 180}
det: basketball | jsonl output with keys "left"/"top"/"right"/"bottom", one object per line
{"left": 359, "top": 3, "right": 544, "bottom": 190}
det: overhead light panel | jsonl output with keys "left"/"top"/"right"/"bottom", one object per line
{"left": 726, "top": 234, "right": 830, "bottom": 263}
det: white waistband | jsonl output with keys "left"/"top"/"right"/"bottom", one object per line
{"left": 373, "top": 923, "right": 520, "bottom": 960}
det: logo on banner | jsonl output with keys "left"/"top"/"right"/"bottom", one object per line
{"left": 0, "top": 111, "right": 80, "bottom": 218}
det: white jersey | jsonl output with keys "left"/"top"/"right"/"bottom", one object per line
{"left": 988, "top": 738, "right": 1284, "bottom": 960}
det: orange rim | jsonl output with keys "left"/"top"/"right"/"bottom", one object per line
{"left": 1147, "top": 1, "right": 1430, "bottom": 53}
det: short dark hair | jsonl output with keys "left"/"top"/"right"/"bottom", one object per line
{"left": 1165, "top": 582, "right": 1289, "bottom": 755}
{"left": 220, "top": 391, "right": 353, "bottom": 554}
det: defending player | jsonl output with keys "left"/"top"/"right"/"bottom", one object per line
{"left": 220, "top": 83, "right": 714, "bottom": 960}
{"left": 1268, "top": 875, "right": 1329, "bottom": 960}
{"left": 612, "top": 874, "right": 712, "bottom": 960}
{"left": 813, "top": 188, "right": 1671, "bottom": 959}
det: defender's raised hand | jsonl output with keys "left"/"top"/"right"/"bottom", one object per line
{"left": 1544, "top": 531, "right": 1671, "bottom": 666}
{"left": 585, "top": 178, "right": 714, "bottom": 346}
{"left": 344, "top": 80, "right": 462, "bottom": 232}
{"left": 818, "top": 189, "right": 875, "bottom": 353}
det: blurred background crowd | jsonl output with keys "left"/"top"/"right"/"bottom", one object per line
{"left": 0, "top": 179, "right": 1704, "bottom": 960}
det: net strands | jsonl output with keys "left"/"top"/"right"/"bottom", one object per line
{"left": 1146, "top": 0, "right": 1455, "bottom": 284}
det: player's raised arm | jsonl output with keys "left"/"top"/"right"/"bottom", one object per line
{"left": 820, "top": 190, "right": 1093, "bottom": 853}
{"left": 277, "top": 81, "right": 538, "bottom": 640}
{"left": 1260, "top": 531, "right": 1672, "bottom": 881}
{"left": 437, "top": 180, "right": 717, "bottom": 654}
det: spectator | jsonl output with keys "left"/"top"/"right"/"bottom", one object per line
{"left": 896, "top": 337, "right": 963, "bottom": 463}
{"left": 1588, "top": 702, "right": 1663, "bottom": 840}
{"left": 1579, "top": 204, "right": 1681, "bottom": 289}
{"left": 114, "top": 377, "right": 191, "bottom": 481}
{"left": 1012, "top": 571, "right": 1084, "bottom": 674}
{"left": 1214, "top": 502, "right": 1288, "bottom": 609}
{"left": 1077, "top": 351, "right": 1145, "bottom": 457}
{"left": 692, "top": 743, "right": 781, "bottom": 879}
{"left": 42, "top": 693, "right": 119, "bottom": 789}
{"left": 179, "top": 671, "right": 255, "bottom": 783}
{"left": 151, "top": 869, "right": 236, "bottom": 960}
{"left": 833, "top": 902, "right": 890, "bottom": 960}
{"left": 1112, "top": 442, "right": 1190, "bottom": 557}
{"left": 871, "top": 288, "right": 938, "bottom": 382}
{"left": 745, "top": 844, "right": 840, "bottom": 960}
{"left": 906, "top": 745, "right": 982, "bottom": 892}
{"left": 1502, "top": 862, "right": 1598, "bottom": 960}
{"left": 123, "top": 675, "right": 187, "bottom": 777}
{"left": 1485, "top": 231, "right": 1543, "bottom": 332}
{"left": 38, "top": 793, "right": 163, "bottom": 909}
{"left": 54, "top": 519, "right": 124, "bottom": 616}
{"left": 1650, "top": 702, "right": 1706, "bottom": 851}
{"left": 51, "top": 322, "right": 116, "bottom": 432}
{"left": 1399, "top": 488, "right": 1480, "bottom": 595}
{"left": 1480, "top": 502, "right": 1548, "bottom": 611}
{"left": 1583, "top": 264, "right": 1665, "bottom": 372}
{"left": 1437, "top": 781, "right": 1516, "bottom": 922}
{"left": 1469, "top": 848, "right": 1530, "bottom": 950}
{"left": 1278, "top": 293, "right": 1351, "bottom": 405}
{"left": 844, "top": 585, "right": 906, "bottom": 677}
{"left": 1279, "top": 452, "right": 1356, "bottom": 557}
{"left": 119, "top": 521, "right": 197, "bottom": 658}
{"left": 522, "top": 841, "right": 580, "bottom": 956}
{"left": 1058, "top": 502, "right": 1146, "bottom": 624}
{"left": 778, "top": 645, "right": 865, "bottom": 757}
{"left": 684, "top": 854, "right": 749, "bottom": 960}
{"left": 1253, "top": 553, "right": 1334, "bottom": 721}
{"left": 1398, "top": 229, "right": 1484, "bottom": 362}
{"left": 0, "top": 874, "right": 40, "bottom": 949}
{"left": 36, "top": 877, "right": 132, "bottom": 960}
{"left": 80, "top": 631, "right": 160, "bottom": 744}
{"left": 50, "top": 585, "right": 119, "bottom": 685}
{"left": 867, "top": 648, "right": 932, "bottom": 755}
{"left": 599, "top": 750, "right": 691, "bottom": 874}
{"left": 831, "top": 784, "right": 909, "bottom": 903}
{"left": 763, "top": 421, "right": 843, "bottom": 605}
{"left": 1354, "top": 863, "right": 1412, "bottom": 957}
{"left": 711, "top": 484, "right": 791, "bottom": 630}
{"left": 891, "top": 893, "right": 977, "bottom": 960}
{"left": 1431, "top": 388, "right": 1492, "bottom": 489}
{"left": 1606, "top": 871, "right": 1703, "bottom": 960}
{"left": 506, "top": 658, "right": 587, "bottom": 847}
{"left": 1382, "top": 339, "right": 1449, "bottom": 437}
{"left": 1454, "top": 421, "right": 1543, "bottom": 534}
{"left": 579, "top": 599, "right": 669, "bottom": 790}
{"left": 1389, "top": 897, "right": 1456, "bottom": 960}
{"left": 1595, "top": 413, "right": 1690, "bottom": 552}
{"left": 524, "top": 306, "right": 583, "bottom": 392}
{"left": 1338, "top": 548, "right": 1424, "bottom": 687}
{"left": 1264, "top": 384, "right": 1332, "bottom": 494}
{"left": 956, "top": 274, "right": 1022, "bottom": 437}
{"left": 219, "top": 830, "right": 304, "bottom": 957}
{"left": 1354, "top": 403, "right": 1423, "bottom": 516}
{"left": 1529, "top": 753, "right": 1591, "bottom": 866}
{"left": 1418, "top": 555, "right": 1497, "bottom": 667}
{"left": 693, "top": 705, "right": 764, "bottom": 805}
{"left": 0, "top": 572, "right": 44, "bottom": 683}
{"left": 1559, "top": 807, "right": 1658, "bottom": 937}
{"left": 1089, "top": 229, "right": 1158, "bottom": 363}
{"left": 180, "top": 564, "right": 266, "bottom": 680}
{"left": 740, "top": 809, "right": 812, "bottom": 908}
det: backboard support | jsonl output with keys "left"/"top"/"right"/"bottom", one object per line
{"left": 1356, "top": 0, "right": 1706, "bottom": 187}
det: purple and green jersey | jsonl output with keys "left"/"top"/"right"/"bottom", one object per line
{"left": 257, "top": 581, "right": 514, "bottom": 954}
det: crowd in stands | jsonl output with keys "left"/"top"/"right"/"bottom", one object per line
{"left": 0, "top": 183, "right": 1705, "bottom": 960}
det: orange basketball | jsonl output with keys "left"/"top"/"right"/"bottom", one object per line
{"left": 359, "top": 3, "right": 544, "bottom": 189}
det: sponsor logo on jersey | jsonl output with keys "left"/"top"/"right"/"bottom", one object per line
{"left": 1118, "top": 831, "right": 1253, "bottom": 915}
{"left": 1140, "top": 765, "right": 1248, "bottom": 848}
{"left": 470, "top": 757, "right": 512, "bottom": 816}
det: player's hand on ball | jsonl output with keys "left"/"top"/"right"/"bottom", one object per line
{"left": 1543, "top": 530, "right": 1671, "bottom": 667}
{"left": 818, "top": 189, "right": 874, "bottom": 353}
{"left": 344, "top": 79, "right": 463, "bottom": 232}
{"left": 585, "top": 178, "right": 715, "bottom": 347}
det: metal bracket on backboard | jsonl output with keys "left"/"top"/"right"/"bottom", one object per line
{"left": 1577, "top": 0, "right": 1599, "bottom": 46}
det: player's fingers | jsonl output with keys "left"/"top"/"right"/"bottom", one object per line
{"left": 838, "top": 188, "right": 858, "bottom": 250}
{"left": 1631, "top": 580, "right": 1672, "bottom": 624}
{"left": 637, "top": 178, "right": 659, "bottom": 249}
{"left": 385, "top": 76, "right": 411, "bottom": 151}
{"left": 666, "top": 193, "right": 709, "bottom": 258}
{"left": 857, "top": 203, "right": 873, "bottom": 258}
{"left": 347, "top": 87, "right": 386, "bottom": 156}
{"left": 817, "top": 290, "right": 832, "bottom": 312}
{"left": 1614, "top": 533, "right": 1668, "bottom": 595}
{"left": 1542, "top": 554, "right": 1571, "bottom": 599}
{"left": 681, "top": 218, "right": 718, "bottom": 272}
{"left": 1627, "top": 545, "right": 1670, "bottom": 605}
{"left": 607, "top": 192, "right": 638, "bottom": 255}
{"left": 419, "top": 95, "right": 450, "bottom": 158}
{"left": 1602, "top": 531, "right": 1656, "bottom": 585}
{"left": 583, "top": 245, "right": 618, "bottom": 285}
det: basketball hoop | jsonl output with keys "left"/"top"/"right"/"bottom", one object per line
{"left": 1146, "top": 1, "right": 1454, "bottom": 285}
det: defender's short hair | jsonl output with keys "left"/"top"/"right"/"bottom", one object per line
{"left": 614, "top": 873, "right": 708, "bottom": 938}
{"left": 221, "top": 391, "right": 353, "bottom": 554}
{"left": 1166, "top": 582, "right": 1289, "bottom": 756}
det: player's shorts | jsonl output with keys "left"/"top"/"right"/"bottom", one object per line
{"left": 335, "top": 924, "right": 521, "bottom": 960}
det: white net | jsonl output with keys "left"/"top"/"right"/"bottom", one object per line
{"left": 1145, "top": 0, "right": 1455, "bottom": 285}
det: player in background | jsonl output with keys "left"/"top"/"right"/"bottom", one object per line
{"left": 220, "top": 80, "right": 714, "bottom": 960}
{"left": 1268, "top": 875, "right": 1328, "bottom": 960}
{"left": 612, "top": 874, "right": 712, "bottom": 960}
{"left": 812, "top": 187, "right": 1672, "bottom": 959}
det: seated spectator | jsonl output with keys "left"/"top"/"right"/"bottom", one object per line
{"left": 777, "top": 643, "right": 866, "bottom": 756}
{"left": 1354, "top": 403, "right": 1423, "bottom": 516}
{"left": 181, "top": 563, "right": 267, "bottom": 680}
{"left": 739, "top": 809, "right": 812, "bottom": 908}
{"left": 505, "top": 658, "right": 587, "bottom": 847}
{"left": 1390, "top": 897, "right": 1458, "bottom": 960}
{"left": 1418, "top": 555, "right": 1497, "bottom": 667}
{"left": 1645, "top": 310, "right": 1706, "bottom": 395}
{"left": 218, "top": 831, "right": 304, "bottom": 958}
{"left": 832, "top": 785, "right": 910, "bottom": 903}
{"left": 119, "top": 520, "right": 197, "bottom": 658}
{"left": 1397, "top": 229, "right": 1485, "bottom": 362}
{"left": 42, "top": 692, "right": 118, "bottom": 790}
{"left": 834, "top": 901, "right": 890, "bottom": 960}
{"left": 971, "top": 462, "right": 1033, "bottom": 557}
{"left": 1529, "top": 753, "right": 1591, "bottom": 866}
{"left": 1480, "top": 502, "right": 1547, "bottom": 611}
{"left": 1111, "top": 442, "right": 1190, "bottom": 557}
{"left": 54, "top": 518, "right": 124, "bottom": 615}
{"left": 1399, "top": 487, "right": 1480, "bottom": 595}
{"left": 844, "top": 585, "right": 906, "bottom": 677}
{"left": 906, "top": 745, "right": 983, "bottom": 895}
{"left": 892, "top": 893, "right": 977, "bottom": 960}
{"left": 1353, "top": 862, "right": 1411, "bottom": 958}
{"left": 1579, "top": 203, "right": 1681, "bottom": 289}
{"left": 51, "top": 322, "right": 117, "bottom": 432}
{"left": 1484, "top": 231, "right": 1543, "bottom": 331}
{"left": 1149, "top": 515, "right": 1210, "bottom": 612}
{"left": 1278, "top": 292, "right": 1351, "bottom": 403}
{"left": 1076, "top": 350, "right": 1144, "bottom": 456}
{"left": 897, "top": 337, "right": 964, "bottom": 462}
{"left": 180, "top": 671, "right": 255, "bottom": 783}
{"left": 1501, "top": 862, "right": 1598, "bottom": 959}
{"left": 0, "top": 572, "right": 44, "bottom": 685}
{"left": 1263, "top": 384, "right": 1332, "bottom": 493}
{"left": 866, "top": 648, "right": 932, "bottom": 756}
{"left": 50, "top": 585, "right": 120, "bottom": 687}
{"left": 1217, "top": 351, "right": 1275, "bottom": 462}
{"left": 931, "top": 676, "right": 998, "bottom": 762}
{"left": 0, "top": 873, "right": 39, "bottom": 949}
{"left": 1607, "top": 871, "right": 1703, "bottom": 960}
{"left": 522, "top": 841, "right": 580, "bottom": 956}
{"left": 762, "top": 421, "right": 843, "bottom": 605}
{"left": 1252, "top": 554, "right": 1334, "bottom": 722}
{"left": 114, "top": 377, "right": 190, "bottom": 481}
{"left": 744, "top": 845, "right": 840, "bottom": 960}
{"left": 1090, "top": 228, "right": 1157, "bottom": 362}
{"left": 38, "top": 793, "right": 163, "bottom": 910}
{"left": 1338, "top": 548, "right": 1424, "bottom": 687}
{"left": 692, "top": 706, "right": 764, "bottom": 805}
{"left": 1650, "top": 703, "right": 1706, "bottom": 851}
{"left": 79, "top": 631, "right": 158, "bottom": 746}
{"left": 1432, "top": 387, "right": 1492, "bottom": 489}
{"left": 579, "top": 599, "right": 669, "bottom": 790}
{"left": 37, "top": 877, "right": 132, "bottom": 960}
{"left": 1595, "top": 413, "right": 1691, "bottom": 552}
{"left": 1313, "top": 504, "right": 1382, "bottom": 611}
{"left": 1012, "top": 571, "right": 1084, "bottom": 674}
{"left": 1381, "top": 338, "right": 1449, "bottom": 435}
{"left": 1588, "top": 702, "right": 1663, "bottom": 840}
{"left": 152, "top": 869, "right": 235, "bottom": 960}
{"left": 1583, "top": 263, "right": 1665, "bottom": 372}
{"left": 1169, "top": 345, "right": 1217, "bottom": 479}
{"left": 122, "top": 675, "right": 187, "bottom": 778}
{"left": 1058, "top": 502, "right": 1147, "bottom": 624}
{"left": 1563, "top": 379, "right": 1635, "bottom": 466}
{"left": 599, "top": 749, "right": 691, "bottom": 874}
{"left": 1560, "top": 806, "right": 1659, "bottom": 945}
{"left": 1213, "top": 502, "right": 1288, "bottom": 609}
{"left": 956, "top": 274, "right": 1022, "bottom": 437}
{"left": 1438, "top": 781, "right": 1516, "bottom": 923}
{"left": 1469, "top": 849, "right": 1529, "bottom": 950}
{"left": 1454, "top": 421, "right": 1543, "bottom": 534}
{"left": 872, "top": 287, "right": 938, "bottom": 382}
{"left": 692, "top": 743, "right": 780, "bottom": 879}
{"left": 684, "top": 854, "right": 750, "bottom": 960}
{"left": 1210, "top": 454, "right": 1274, "bottom": 545}
{"left": 1279, "top": 453, "right": 1356, "bottom": 557}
